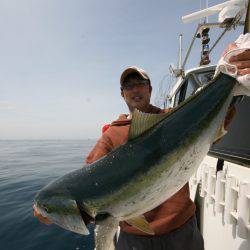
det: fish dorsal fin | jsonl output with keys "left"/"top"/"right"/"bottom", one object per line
{"left": 128, "top": 109, "right": 169, "bottom": 140}
{"left": 126, "top": 215, "right": 155, "bottom": 235}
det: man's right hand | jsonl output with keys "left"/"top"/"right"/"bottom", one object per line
{"left": 33, "top": 204, "right": 52, "bottom": 225}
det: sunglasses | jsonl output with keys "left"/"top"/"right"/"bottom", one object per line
{"left": 121, "top": 80, "right": 150, "bottom": 91}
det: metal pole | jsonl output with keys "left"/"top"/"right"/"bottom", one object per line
{"left": 178, "top": 34, "right": 183, "bottom": 70}
{"left": 181, "top": 25, "right": 200, "bottom": 70}
{"left": 209, "top": 27, "right": 228, "bottom": 53}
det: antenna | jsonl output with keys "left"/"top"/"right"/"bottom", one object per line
{"left": 168, "top": 34, "right": 184, "bottom": 77}
{"left": 178, "top": 34, "right": 183, "bottom": 70}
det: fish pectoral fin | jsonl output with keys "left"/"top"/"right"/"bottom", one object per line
{"left": 128, "top": 109, "right": 170, "bottom": 140}
{"left": 126, "top": 215, "right": 155, "bottom": 235}
{"left": 95, "top": 214, "right": 119, "bottom": 250}
{"left": 213, "top": 122, "right": 227, "bottom": 142}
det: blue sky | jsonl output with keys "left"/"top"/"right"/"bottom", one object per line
{"left": 0, "top": 0, "right": 242, "bottom": 139}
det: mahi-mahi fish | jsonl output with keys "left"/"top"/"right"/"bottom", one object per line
{"left": 34, "top": 73, "right": 238, "bottom": 250}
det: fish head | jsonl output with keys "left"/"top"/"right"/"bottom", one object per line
{"left": 34, "top": 182, "right": 90, "bottom": 235}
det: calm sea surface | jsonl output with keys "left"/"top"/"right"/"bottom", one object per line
{"left": 0, "top": 140, "right": 98, "bottom": 250}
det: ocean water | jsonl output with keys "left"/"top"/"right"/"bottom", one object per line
{"left": 0, "top": 140, "right": 98, "bottom": 250}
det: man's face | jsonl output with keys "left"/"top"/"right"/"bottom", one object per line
{"left": 121, "top": 78, "right": 152, "bottom": 112}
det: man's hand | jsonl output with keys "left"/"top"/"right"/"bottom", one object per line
{"left": 33, "top": 204, "right": 52, "bottom": 225}
{"left": 219, "top": 34, "right": 250, "bottom": 96}
{"left": 228, "top": 48, "right": 250, "bottom": 76}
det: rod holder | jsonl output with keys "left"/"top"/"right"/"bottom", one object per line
{"left": 225, "top": 175, "right": 238, "bottom": 224}
{"left": 215, "top": 170, "right": 226, "bottom": 213}
{"left": 237, "top": 182, "right": 250, "bottom": 239}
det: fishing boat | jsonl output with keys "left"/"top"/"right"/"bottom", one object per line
{"left": 157, "top": 1, "right": 250, "bottom": 249}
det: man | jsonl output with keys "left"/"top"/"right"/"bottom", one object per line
{"left": 86, "top": 66, "right": 203, "bottom": 250}
{"left": 34, "top": 45, "right": 250, "bottom": 249}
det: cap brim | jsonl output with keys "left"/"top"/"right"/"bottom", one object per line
{"left": 120, "top": 67, "right": 149, "bottom": 85}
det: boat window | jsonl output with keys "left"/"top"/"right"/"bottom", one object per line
{"left": 173, "top": 76, "right": 199, "bottom": 107}
{"left": 173, "top": 69, "right": 215, "bottom": 108}
{"left": 185, "top": 76, "right": 197, "bottom": 99}
{"left": 174, "top": 89, "right": 181, "bottom": 107}
{"left": 195, "top": 70, "right": 215, "bottom": 86}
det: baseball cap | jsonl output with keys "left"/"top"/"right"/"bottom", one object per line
{"left": 120, "top": 66, "right": 151, "bottom": 86}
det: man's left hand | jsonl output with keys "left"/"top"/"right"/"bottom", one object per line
{"left": 220, "top": 34, "right": 250, "bottom": 96}
{"left": 228, "top": 48, "right": 250, "bottom": 76}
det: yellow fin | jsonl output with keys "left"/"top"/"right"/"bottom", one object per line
{"left": 214, "top": 123, "right": 227, "bottom": 142}
{"left": 126, "top": 215, "right": 155, "bottom": 235}
{"left": 128, "top": 109, "right": 169, "bottom": 140}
